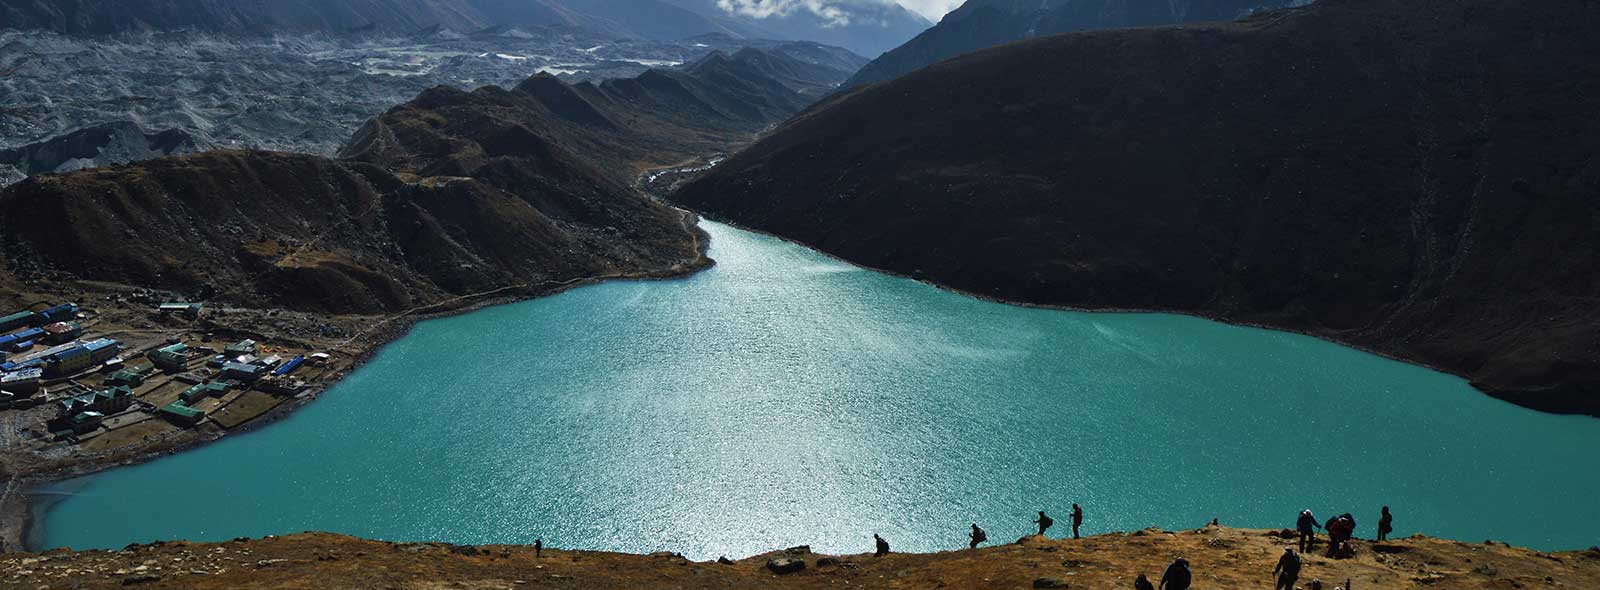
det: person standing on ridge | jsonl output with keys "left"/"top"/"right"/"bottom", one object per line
{"left": 1071, "top": 503, "right": 1084, "bottom": 539}
{"left": 534, "top": 538, "right": 542, "bottom": 558}
{"left": 1035, "top": 511, "right": 1054, "bottom": 536}
{"left": 1134, "top": 573, "right": 1156, "bottom": 590}
{"left": 1159, "top": 557, "right": 1192, "bottom": 590}
{"left": 874, "top": 533, "right": 890, "bottom": 557}
{"left": 1274, "top": 547, "right": 1302, "bottom": 590}
{"left": 969, "top": 523, "right": 988, "bottom": 549}
{"left": 1378, "top": 506, "right": 1394, "bottom": 541}
{"left": 1296, "top": 509, "right": 1321, "bottom": 553}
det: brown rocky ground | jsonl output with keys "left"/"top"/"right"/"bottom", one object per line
{"left": 2, "top": 526, "right": 1597, "bottom": 589}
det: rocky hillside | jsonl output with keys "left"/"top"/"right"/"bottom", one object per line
{"left": 675, "top": 0, "right": 1600, "bottom": 416}
{"left": 0, "top": 122, "right": 198, "bottom": 187}
{"left": 0, "top": 150, "right": 704, "bottom": 314}
{"left": 5, "top": 526, "right": 1597, "bottom": 589}
{"left": 343, "top": 45, "right": 844, "bottom": 180}
{"left": 0, "top": 42, "right": 846, "bottom": 314}
{"left": 841, "top": 0, "right": 1306, "bottom": 89}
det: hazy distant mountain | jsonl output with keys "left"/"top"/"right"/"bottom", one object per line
{"left": 0, "top": 0, "right": 928, "bottom": 56}
{"left": 660, "top": 0, "right": 933, "bottom": 57}
{"left": 676, "top": 0, "right": 1600, "bottom": 416}
{"left": 841, "top": 0, "right": 1307, "bottom": 89}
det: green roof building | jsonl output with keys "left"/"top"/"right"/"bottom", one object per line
{"left": 107, "top": 363, "right": 157, "bottom": 387}
{"left": 159, "top": 402, "right": 204, "bottom": 426}
{"left": 180, "top": 381, "right": 230, "bottom": 403}
{"left": 149, "top": 342, "right": 192, "bottom": 371}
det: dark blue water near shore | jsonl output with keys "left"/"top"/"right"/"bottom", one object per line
{"left": 40, "top": 222, "right": 1600, "bottom": 557}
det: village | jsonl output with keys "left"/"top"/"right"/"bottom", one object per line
{"left": 0, "top": 298, "right": 346, "bottom": 457}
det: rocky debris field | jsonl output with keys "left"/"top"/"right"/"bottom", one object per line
{"left": 1, "top": 526, "right": 1596, "bottom": 589}
{"left": 0, "top": 29, "right": 860, "bottom": 186}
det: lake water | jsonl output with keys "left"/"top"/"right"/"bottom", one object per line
{"left": 37, "top": 222, "right": 1600, "bottom": 557}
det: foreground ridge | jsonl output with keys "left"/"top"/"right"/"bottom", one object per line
{"left": 5, "top": 526, "right": 1597, "bottom": 589}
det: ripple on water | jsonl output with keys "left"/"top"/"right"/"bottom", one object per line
{"left": 38, "top": 221, "right": 1600, "bottom": 558}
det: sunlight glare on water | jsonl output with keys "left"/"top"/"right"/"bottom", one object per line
{"left": 39, "top": 222, "right": 1600, "bottom": 557}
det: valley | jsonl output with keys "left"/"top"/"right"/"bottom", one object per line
{"left": 2, "top": 0, "right": 1599, "bottom": 587}
{"left": 0, "top": 32, "right": 863, "bottom": 551}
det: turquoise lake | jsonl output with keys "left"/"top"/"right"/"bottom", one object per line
{"left": 37, "top": 221, "right": 1600, "bottom": 557}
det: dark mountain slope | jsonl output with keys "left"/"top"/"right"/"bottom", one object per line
{"left": 841, "top": 0, "right": 1304, "bottom": 90}
{"left": 0, "top": 0, "right": 494, "bottom": 35}
{"left": 675, "top": 0, "right": 1600, "bottom": 415}
{"left": 0, "top": 44, "right": 834, "bottom": 313}
{"left": 343, "top": 46, "right": 838, "bottom": 181}
{"left": 0, "top": 149, "right": 703, "bottom": 314}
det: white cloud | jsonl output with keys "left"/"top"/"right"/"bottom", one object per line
{"left": 893, "top": 0, "right": 964, "bottom": 21}
{"left": 717, "top": 0, "right": 854, "bottom": 27}
{"left": 713, "top": 0, "right": 963, "bottom": 27}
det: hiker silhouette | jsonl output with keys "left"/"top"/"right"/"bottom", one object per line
{"left": 1159, "top": 557, "right": 1191, "bottom": 590}
{"left": 1035, "top": 511, "right": 1054, "bottom": 536}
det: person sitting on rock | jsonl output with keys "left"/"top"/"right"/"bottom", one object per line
{"left": 1274, "top": 547, "right": 1302, "bottom": 590}
{"left": 1072, "top": 504, "right": 1085, "bottom": 539}
{"left": 1378, "top": 506, "right": 1394, "bottom": 541}
{"left": 969, "top": 523, "right": 988, "bottom": 549}
{"left": 1297, "top": 509, "right": 1321, "bottom": 553}
{"left": 874, "top": 533, "right": 890, "bottom": 557}
{"left": 1159, "top": 557, "right": 1192, "bottom": 590}
{"left": 1134, "top": 573, "right": 1156, "bottom": 590}
{"left": 1035, "top": 511, "right": 1054, "bottom": 536}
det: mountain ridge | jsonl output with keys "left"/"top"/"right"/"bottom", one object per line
{"left": 0, "top": 42, "right": 844, "bottom": 314}
{"left": 0, "top": 0, "right": 929, "bottom": 57}
{"left": 674, "top": 0, "right": 1600, "bottom": 416}
{"left": 840, "top": 0, "right": 1306, "bottom": 90}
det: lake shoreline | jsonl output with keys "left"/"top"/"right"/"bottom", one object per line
{"left": 2, "top": 210, "right": 714, "bottom": 553}
{"left": 21, "top": 215, "right": 1600, "bottom": 556}
{"left": 680, "top": 212, "right": 1589, "bottom": 419}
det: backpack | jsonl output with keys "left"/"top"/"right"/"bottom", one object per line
{"left": 1281, "top": 552, "right": 1302, "bottom": 576}
{"left": 1165, "top": 562, "right": 1192, "bottom": 589}
{"left": 973, "top": 527, "right": 987, "bottom": 543}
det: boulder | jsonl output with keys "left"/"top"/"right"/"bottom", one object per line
{"left": 766, "top": 557, "right": 806, "bottom": 575}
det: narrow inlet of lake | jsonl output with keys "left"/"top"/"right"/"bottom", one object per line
{"left": 38, "top": 221, "right": 1600, "bottom": 558}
